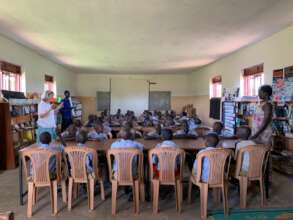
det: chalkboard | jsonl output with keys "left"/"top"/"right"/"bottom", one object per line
{"left": 149, "top": 91, "right": 171, "bottom": 111}
{"left": 96, "top": 91, "right": 110, "bottom": 111}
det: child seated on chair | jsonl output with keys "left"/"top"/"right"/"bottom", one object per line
{"left": 152, "top": 129, "right": 180, "bottom": 177}
{"left": 213, "top": 121, "right": 233, "bottom": 139}
{"left": 60, "top": 119, "right": 82, "bottom": 140}
{"left": 85, "top": 114, "right": 97, "bottom": 128}
{"left": 31, "top": 132, "right": 64, "bottom": 178}
{"left": 192, "top": 132, "right": 220, "bottom": 182}
{"left": 87, "top": 123, "right": 108, "bottom": 141}
{"left": 173, "top": 120, "right": 197, "bottom": 138}
{"left": 111, "top": 128, "right": 144, "bottom": 175}
{"left": 144, "top": 123, "right": 162, "bottom": 140}
{"left": 75, "top": 130, "right": 94, "bottom": 174}
{"left": 110, "top": 128, "right": 144, "bottom": 200}
{"left": 234, "top": 126, "right": 256, "bottom": 173}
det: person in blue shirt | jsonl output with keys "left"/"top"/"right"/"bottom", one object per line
{"left": 192, "top": 132, "right": 220, "bottom": 182}
{"left": 30, "top": 132, "right": 64, "bottom": 178}
{"left": 110, "top": 128, "right": 144, "bottom": 201}
{"left": 152, "top": 129, "right": 180, "bottom": 177}
{"left": 60, "top": 90, "right": 73, "bottom": 131}
{"left": 75, "top": 130, "right": 94, "bottom": 173}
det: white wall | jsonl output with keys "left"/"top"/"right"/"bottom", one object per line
{"left": 190, "top": 25, "right": 293, "bottom": 96}
{"left": 76, "top": 73, "right": 193, "bottom": 97}
{"left": 0, "top": 34, "right": 76, "bottom": 95}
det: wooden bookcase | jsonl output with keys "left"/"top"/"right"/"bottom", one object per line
{"left": 0, "top": 102, "right": 15, "bottom": 170}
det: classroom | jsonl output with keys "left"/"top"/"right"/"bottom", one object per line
{"left": 0, "top": 1, "right": 293, "bottom": 219}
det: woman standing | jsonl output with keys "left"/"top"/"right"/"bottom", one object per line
{"left": 60, "top": 90, "right": 73, "bottom": 131}
{"left": 36, "top": 90, "right": 63, "bottom": 143}
{"left": 250, "top": 85, "right": 273, "bottom": 197}
{"left": 250, "top": 85, "right": 273, "bottom": 146}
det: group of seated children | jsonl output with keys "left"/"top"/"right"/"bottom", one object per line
{"left": 192, "top": 126, "right": 256, "bottom": 182}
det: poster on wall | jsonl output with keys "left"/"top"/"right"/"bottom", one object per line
{"left": 272, "top": 66, "right": 293, "bottom": 102}
{"left": 272, "top": 69, "right": 285, "bottom": 102}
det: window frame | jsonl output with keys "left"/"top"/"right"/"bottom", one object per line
{"left": 241, "top": 63, "right": 264, "bottom": 97}
{"left": 210, "top": 75, "right": 222, "bottom": 98}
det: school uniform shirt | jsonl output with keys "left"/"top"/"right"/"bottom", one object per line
{"left": 235, "top": 140, "right": 256, "bottom": 173}
{"left": 37, "top": 101, "right": 56, "bottom": 128}
{"left": 87, "top": 131, "right": 108, "bottom": 141}
{"left": 192, "top": 147, "right": 215, "bottom": 183}
{"left": 76, "top": 143, "right": 94, "bottom": 174}
{"left": 30, "top": 143, "right": 64, "bottom": 176}
{"left": 110, "top": 139, "right": 144, "bottom": 175}
{"left": 153, "top": 140, "right": 178, "bottom": 164}
{"left": 188, "top": 118, "right": 200, "bottom": 131}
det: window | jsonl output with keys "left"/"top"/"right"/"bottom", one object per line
{"left": 44, "top": 74, "right": 56, "bottom": 95}
{"left": 210, "top": 75, "right": 222, "bottom": 98}
{"left": 0, "top": 61, "right": 22, "bottom": 92}
{"left": 242, "top": 64, "right": 264, "bottom": 96}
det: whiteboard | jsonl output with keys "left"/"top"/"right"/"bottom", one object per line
{"left": 110, "top": 78, "right": 149, "bottom": 115}
{"left": 149, "top": 91, "right": 171, "bottom": 111}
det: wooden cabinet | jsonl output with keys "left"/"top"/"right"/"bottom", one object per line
{"left": 0, "top": 102, "right": 15, "bottom": 170}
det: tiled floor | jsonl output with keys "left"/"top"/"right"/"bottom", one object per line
{"left": 0, "top": 169, "right": 293, "bottom": 220}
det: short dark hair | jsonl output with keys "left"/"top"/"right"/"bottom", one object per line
{"left": 39, "top": 132, "right": 52, "bottom": 145}
{"left": 161, "top": 129, "right": 173, "bottom": 140}
{"left": 76, "top": 130, "right": 88, "bottom": 144}
{"left": 205, "top": 132, "right": 219, "bottom": 146}
{"left": 64, "top": 90, "right": 70, "bottom": 95}
{"left": 260, "top": 85, "right": 272, "bottom": 97}
{"left": 236, "top": 126, "right": 251, "bottom": 140}
{"left": 120, "top": 128, "right": 133, "bottom": 140}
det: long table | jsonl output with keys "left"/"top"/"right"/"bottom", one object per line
{"left": 18, "top": 138, "right": 237, "bottom": 205}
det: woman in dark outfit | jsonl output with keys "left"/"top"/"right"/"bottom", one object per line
{"left": 60, "top": 90, "right": 73, "bottom": 131}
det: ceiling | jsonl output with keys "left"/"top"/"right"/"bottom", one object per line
{"left": 0, "top": 0, "right": 293, "bottom": 74}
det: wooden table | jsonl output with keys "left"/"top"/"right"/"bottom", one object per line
{"left": 18, "top": 138, "right": 236, "bottom": 205}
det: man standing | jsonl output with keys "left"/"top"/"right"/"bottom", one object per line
{"left": 60, "top": 90, "right": 73, "bottom": 131}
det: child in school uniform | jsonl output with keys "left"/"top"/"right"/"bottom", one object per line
{"left": 213, "top": 121, "right": 233, "bottom": 139}
{"left": 110, "top": 128, "right": 144, "bottom": 200}
{"left": 152, "top": 129, "right": 180, "bottom": 177}
{"left": 173, "top": 120, "right": 197, "bottom": 138}
{"left": 192, "top": 132, "right": 220, "bottom": 182}
{"left": 60, "top": 119, "right": 82, "bottom": 140}
{"left": 75, "top": 130, "right": 94, "bottom": 173}
{"left": 144, "top": 123, "right": 162, "bottom": 139}
{"left": 85, "top": 114, "right": 98, "bottom": 128}
{"left": 87, "top": 123, "right": 108, "bottom": 141}
{"left": 234, "top": 126, "right": 256, "bottom": 173}
{"left": 31, "top": 132, "right": 64, "bottom": 178}
{"left": 110, "top": 128, "right": 144, "bottom": 172}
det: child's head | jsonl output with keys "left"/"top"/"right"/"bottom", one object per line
{"left": 155, "top": 123, "right": 162, "bottom": 134}
{"left": 213, "top": 121, "right": 224, "bottom": 135}
{"left": 74, "top": 119, "right": 82, "bottom": 127}
{"left": 94, "top": 123, "right": 103, "bottom": 133}
{"left": 120, "top": 128, "right": 133, "bottom": 140}
{"left": 39, "top": 132, "right": 52, "bottom": 145}
{"left": 88, "top": 114, "right": 96, "bottom": 122}
{"left": 76, "top": 130, "right": 88, "bottom": 144}
{"left": 236, "top": 126, "right": 251, "bottom": 140}
{"left": 205, "top": 132, "right": 219, "bottom": 147}
{"left": 182, "top": 112, "right": 187, "bottom": 117}
{"left": 182, "top": 120, "right": 189, "bottom": 133}
{"left": 161, "top": 129, "right": 173, "bottom": 141}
